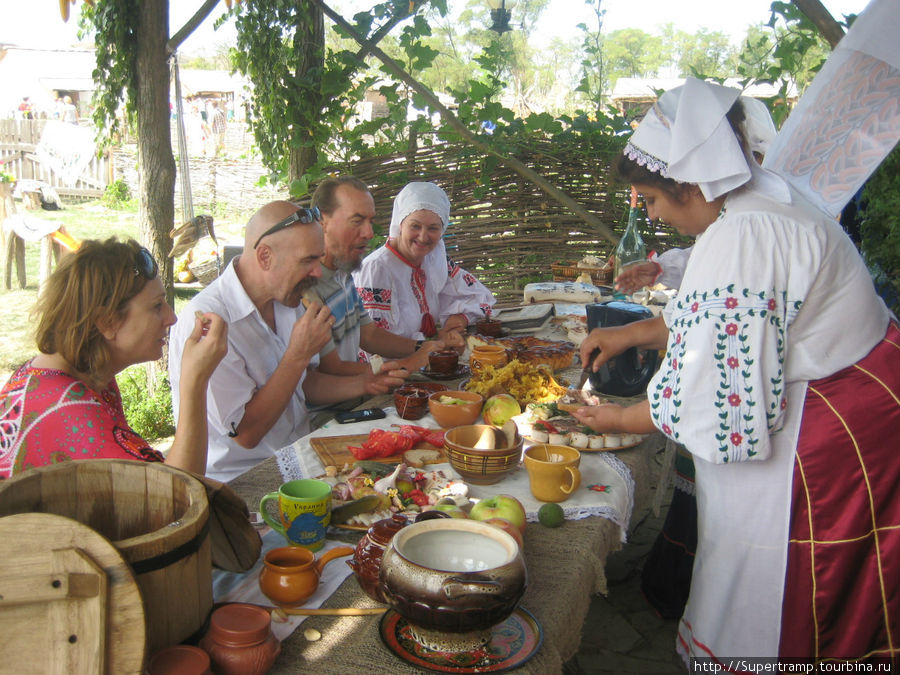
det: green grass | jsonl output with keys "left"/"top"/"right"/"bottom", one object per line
{"left": 0, "top": 198, "right": 246, "bottom": 377}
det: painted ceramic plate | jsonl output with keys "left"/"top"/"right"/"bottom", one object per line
{"left": 379, "top": 607, "right": 543, "bottom": 673}
{"left": 419, "top": 364, "right": 471, "bottom": 381}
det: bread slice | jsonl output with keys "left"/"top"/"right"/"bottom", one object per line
{"left": 403, "top": 448, "right": 442, "bottom": 468}
{"left": 301, "top": 287, "right": 324, "bottom": 309}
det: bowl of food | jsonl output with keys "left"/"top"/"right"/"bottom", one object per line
{"left": 428, "top": 390, "right": 484, "bottom": 428}
{"left": 443, "top": 424, "right": 523, "bottom": 485}
{"left": 378, "top": 518, "right": 526, "bottom": 652}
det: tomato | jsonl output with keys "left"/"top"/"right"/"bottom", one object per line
{"left": 424, "top": 430, "right": 445, "bottom": 447}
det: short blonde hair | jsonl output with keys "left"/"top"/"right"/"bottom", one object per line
{"left": 34, "top": 238, "right": 155, "bottom": 377}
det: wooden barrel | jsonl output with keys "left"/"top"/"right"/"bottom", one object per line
{"left": 0, "top": 459, "right": 212, "bottom": 653}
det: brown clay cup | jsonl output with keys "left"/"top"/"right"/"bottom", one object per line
{"left": 394, "top": 385, "right": 432, "bottom": 420}
{"left": 428, "top": 349, "right": 459, "bottom": 374}
{"left": 523, "top": 444, "right": 582, "bottom": 503}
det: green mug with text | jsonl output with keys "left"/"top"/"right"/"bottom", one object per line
{"left": 260, "top": 479, "right": 332, "bottom": 551}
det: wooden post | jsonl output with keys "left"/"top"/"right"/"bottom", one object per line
{"left": 39, "top": 235, "right": 54, "bottom": 292}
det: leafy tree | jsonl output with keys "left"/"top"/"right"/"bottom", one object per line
{"left": 604, "top": 28, "right": 666, "bottom": 83}
{"left": 575, "top": 0, "right": 607, "bottom": 114}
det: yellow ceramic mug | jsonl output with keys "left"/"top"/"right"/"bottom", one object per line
{"left": 260, "top": 479, "right": 332, "bottom": 551}
{"left": 469, "top": 345, "right": 509, "bottom": 372}
{"left": 523, "top": 445, "right": 581, "bottom": 503}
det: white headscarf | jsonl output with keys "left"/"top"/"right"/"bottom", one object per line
{"left": 388, "top": 181, "right": 452, "bottom": 285}
{"left": 624, "top": 78, "right": 789, "bottom": 202}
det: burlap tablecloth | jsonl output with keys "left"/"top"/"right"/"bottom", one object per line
{"left": 228, "top": 432, "right": 662, "bottom": 674}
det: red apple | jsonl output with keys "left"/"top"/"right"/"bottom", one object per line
{"left": 469, "top": 494, "right": 526, "bottom": 533}
{"left": 481, "top": 517, "right": 524, "bottom": 550}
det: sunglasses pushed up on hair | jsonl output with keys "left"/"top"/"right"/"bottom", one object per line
{"left": 253, "top": 206, "right": 321, "bottom": 249}
{"left": 133, "top": 246, "right": 159, "bottom": 279}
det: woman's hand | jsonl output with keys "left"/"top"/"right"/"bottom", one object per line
{"left": 180, "top": 312, "right": 228, "bottom": 383}
{"left": 579, "top": 326, "right": 634, "bottom": 372}
{"left": 570, "top": 404, "right": 625, "bottom": 433}
{"left": 614, "top": 261, "right": 661, "bottom": 293}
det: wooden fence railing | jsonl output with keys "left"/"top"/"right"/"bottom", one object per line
{"left": 0, "top": 119, "right": 112, "bottom": 199}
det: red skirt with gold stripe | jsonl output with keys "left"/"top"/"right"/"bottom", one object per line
{"left": 780, "top": 322, "right": 900, "bottom": 662}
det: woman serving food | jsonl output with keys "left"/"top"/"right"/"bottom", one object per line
{"left": 354, "top": 182, "right": 494, "bottom": 345}
{"left": 0, "top": 238, "right": 227, "bottom": 477}
{"left": 573, "top": 79, "right": 899, "bottom": 662}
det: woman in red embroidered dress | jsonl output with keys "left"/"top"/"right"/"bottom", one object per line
{"left": 574, "top": 79, "right": 899, "bottom": 664}
{"left": 0, "top": 238, "right": 227, "bottom": 478}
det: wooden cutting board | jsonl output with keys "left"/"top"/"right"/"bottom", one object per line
{"left": 310, "top": 433, "right": 447, "bottom": 468}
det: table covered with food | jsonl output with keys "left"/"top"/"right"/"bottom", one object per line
{"left": 219, "top": 309, "right": 668, "bottom": 674}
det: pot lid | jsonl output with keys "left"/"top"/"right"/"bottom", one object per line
{"left": 208, "top": 602, "right": 272, "bottom": 646}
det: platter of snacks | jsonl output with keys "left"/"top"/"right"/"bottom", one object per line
{"left": 310, "top": 425, "right": 447, "bottom": 466}
{"left": 321, "top": 461, "right": 470, "bottom": 530}
{"left": 515, "top": 401, "right": 646, "bottom": 452}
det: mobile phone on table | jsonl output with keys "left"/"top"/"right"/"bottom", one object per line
{"left": 335, "top": 407, "right": 387, "bottom": 424}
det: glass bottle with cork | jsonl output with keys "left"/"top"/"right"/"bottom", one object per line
{"left": 614, "top": 186, "right": 647, "bottom": 282}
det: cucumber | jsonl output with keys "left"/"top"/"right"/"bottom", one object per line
{"left": 353, "top": 460, "right": 397, "bottom": 476}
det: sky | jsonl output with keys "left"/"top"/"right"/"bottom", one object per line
{"left": 0, "top": 0, "right": 872, "bottom": 53}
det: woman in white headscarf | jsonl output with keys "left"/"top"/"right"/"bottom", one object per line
{"left": 574, "top": 78, "right": 899, "bottom": 663}
{"left": 354, "top": 182, "right": 495, "bottom": 343}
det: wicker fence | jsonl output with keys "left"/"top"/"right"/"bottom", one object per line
{"left": 327, "top": 137, "right": 685, "bottom": 304}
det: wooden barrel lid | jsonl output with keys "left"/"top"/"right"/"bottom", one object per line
{"left": 0, "top": 512, "right": 146, "bottom": 674}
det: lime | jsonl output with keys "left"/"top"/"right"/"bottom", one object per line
{"left": 538, "top": 503, "right": 565, "bottom": 528}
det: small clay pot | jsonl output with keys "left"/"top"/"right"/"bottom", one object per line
{"left": 393, "top": 385, "right": 431, "bottom": 420}
{"left": 428, "top": 349, "right": 459, "bottom": 374}
{"left": 148, "top": 645, "right": 212, "bottom": 675}
{"left": 474, "top": 318, "right": 503, "bottom": 337}
{"left": 199, "top": 603, "right": 281, "bottom": 675}
{"left": 347, "top": 513, "right": 409, "bottom": 602}
{"left": 469, "top": 345, "right": 509, "bottom": 372}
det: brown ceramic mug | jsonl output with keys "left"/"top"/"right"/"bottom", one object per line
{"left": 259, "top": 545, "right": 354, "bottom": 607}
{"left": 428, "top": 349, "right": 459, "bottom": 374}
{"left": 474, "top": 318, "right": 503, "bottom": 337}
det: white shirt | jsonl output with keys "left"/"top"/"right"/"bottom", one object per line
{"left": 168, "top": 259, "right": 318, "bottom": 483}
{"left": 353, "top": 243, "right": 495, "bottom": 340}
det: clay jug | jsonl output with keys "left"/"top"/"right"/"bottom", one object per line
{"left": 259, "top": 545, "right": 354, "bottom": 607}
{"left": 347, "top": 513, "right": 409, "bottom": 602}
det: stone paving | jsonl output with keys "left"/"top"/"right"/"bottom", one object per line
{"left": 564, "top": 451, "right": 686, "bottom": 674}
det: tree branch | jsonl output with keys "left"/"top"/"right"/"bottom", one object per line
{"left": 791, "top": 0, "right": 846, "bottom": 49}
{"left": 168, "top": 0, "right": 220, "bottom": 55}
{"left": 308, "top": 0, "right": 619, "bottom": 245}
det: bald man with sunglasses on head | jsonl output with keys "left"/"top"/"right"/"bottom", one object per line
{"left": 169, "top": 200, "right": 406, "bottom": 482}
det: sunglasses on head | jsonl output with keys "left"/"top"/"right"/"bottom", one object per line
{"left": 133, "top": 246, "right": 158, "bottom": 279}
{"left": 253, "top": 206, "right": 321, "bottom": 249}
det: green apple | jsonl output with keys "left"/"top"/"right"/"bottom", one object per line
{"left": 482, "top": 394, "right": 521, "bottom": 427}
{"left": 431, "top": 503, "right": 468, "bottom": 519}
{"left": 469, "top": 494, "right": 526, "bottom": 533}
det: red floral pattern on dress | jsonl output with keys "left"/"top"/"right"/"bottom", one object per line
{"left": 649, "top": 284, "right": 802, "bottom": 463}
{"left": 0, "top": 362, "right": 163, "bottom": 478}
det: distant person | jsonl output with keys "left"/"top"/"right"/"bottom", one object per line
{"left": 311, "top": 176, "right": 459, "bottom": 377}
{"left": 17, "top": 97, "right": 33, "bottom": 120}
{"left": 0, "top": 239, "right": 227, "bottom": 478}
{"left": 210, "top": 101, "right": 227, "bottom": 156}
{"left": 61, "top": 96, "right": 77, "bottom": 124}
{"left": 187, "top": 104, "right": 211, "bottom": 156}
{"left": 168, "top": 201, "right": 406, "bottom": 482}
{"left": 354, "top": 182, "right": 495, "bottom": 342}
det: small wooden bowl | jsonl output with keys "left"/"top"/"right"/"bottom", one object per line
{"left": 428, "top": 390, "right": 484, "bottom": 428}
